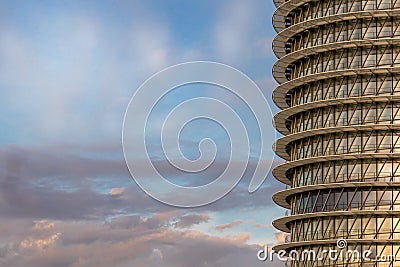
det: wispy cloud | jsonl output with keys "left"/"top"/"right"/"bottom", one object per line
{"left": 215, "top": 220, "right": 244, "bottom": 231}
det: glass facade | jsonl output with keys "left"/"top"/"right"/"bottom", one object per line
{"left": 290, "top": 75, "right": 400, "bottom": 106}
{"left": 272, "top": 0, "right": 400, "bottom": 266}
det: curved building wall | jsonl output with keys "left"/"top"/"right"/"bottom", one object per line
{"left": 272, "top": 0, "right": 400, "bottom": 266}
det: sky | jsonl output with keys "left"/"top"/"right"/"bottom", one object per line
{"left": 0, "top": 1, "right": 287, "bottom": 266}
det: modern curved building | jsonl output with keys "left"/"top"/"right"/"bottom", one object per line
{"left": 271, "top": 0, "right": 400, "bottom": 266}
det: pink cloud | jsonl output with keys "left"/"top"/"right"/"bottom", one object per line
{"left": 215, "top": 220, "right": 243, "bottom": 231}
{"left": 0, "top": 214, "right": 281, "bottom": 267}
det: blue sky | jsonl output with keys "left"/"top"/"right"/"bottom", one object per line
{"left": 0, "top": 1, "right": 286, "bottom": 266}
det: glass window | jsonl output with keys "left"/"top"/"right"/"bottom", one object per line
{"left": 377, "top": 76, "right": 392, "bottom": 94}
{"left": 393, "top": 220, "right": 400, "bottom": 239}
{"left": 348, "top": 76, "right": 362, "bottom": 96}
{"left": 363, "top": 20, "right": 377, "bottom": 38}
{"left": 349, "top": 161, "right": 362, "bottom": 181}
{"left": 377, "top": 134, "right": 392, "bottom": 152}
{"left": 337, "top": 191, "right": 348, "bottom": 210}
{"left": 365, "top": 104, "right": 377, "bottom": 123}
{"left": 350, "top": 0, "right": 362, "bottom": 11}
{"left": 394, "top": 47, "right": 400, "bottom": 65}
{"left": 394, "top": 76, "right": 400, "bottom": 93}
{"left": 377, "top": 190, "right": 392, "bottom": 209}
{"left": 336, "top": 77, "right": 347, "bottom": 97}
{"left": 336, "top": 22, "right": 348, "bottom": 42}
{"left": 349, "top": 106, "right": 362, "bottom": 125}
{"left": 363, "top": 0, "right": 377, "bottom": 10}
{"left": 378, "top": 0, "right": 392, "bottom": 9}
{"left": 378, "top": 47, "right": 392, "bottom": 66}
{"left": 316, "top": 193, "right": 323, "bottom": 212}
{"left": 364, "top": 75, "right": 376, "bottom": 95}
{"left": 363, "top": 47, "right": 376, "bottom": 67}
{"left": 393, "top": 160, "right": 400, "bottom": 182}
{"left": 350, "top": 191, "right": 362, "bottom": 208}
{"left": 364, "top": 216, "right": 376, "bottom": 237}
{"left": 378, "top": 19, "right": 392, "bottom": 37}
{"left": 363, "top": 190, "right": 377, "bottom": 209}
{"left": 349, "top": 20, "right": 361, "bottom": 40}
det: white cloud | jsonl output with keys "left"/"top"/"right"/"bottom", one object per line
{"left": 213, "top": 0, "right": 267, "bottom": 65}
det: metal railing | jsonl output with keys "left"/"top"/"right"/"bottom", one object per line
{"left": 292, "top": 116, "right": 400, "bottom": 134}
{"left": 292, "top": 143, "right": 400, "bottom": 160}
{"left": 289, "top": 228, "right": 400, "bottom": 243}
{"left": 291, "top": 87, "right": 395, "bottom": 107}
{"left": 287, "top": 1, "right": 394, "bottom": 28}
{"left": 293, "top": 172, "right": 400, "bottom": 187}
{"left": 292, "top": 200, "right": 400, "bottom": 215}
